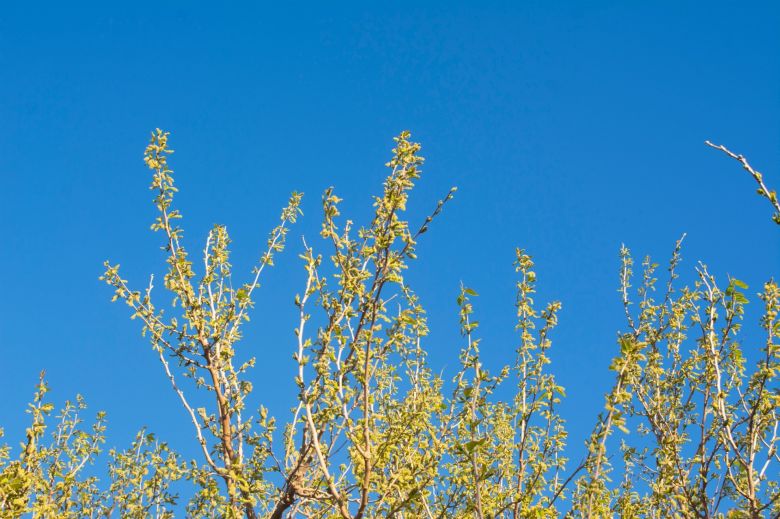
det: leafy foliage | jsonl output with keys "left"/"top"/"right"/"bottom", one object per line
{"left": 1, "top": 131, "right": 777, "bottom": 518}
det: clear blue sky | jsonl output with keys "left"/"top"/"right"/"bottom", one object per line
{"left": 1, "top": 1, "right": 778, "bottom": 474}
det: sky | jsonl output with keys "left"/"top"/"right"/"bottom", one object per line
{"left": 1, "top": 0, "right": 778, "bottom": 483}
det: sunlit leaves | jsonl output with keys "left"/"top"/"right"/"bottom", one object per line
{"left": 3, "top": 131, "right": 779, "bottom": 518}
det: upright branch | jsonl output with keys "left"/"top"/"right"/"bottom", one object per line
{"left": 102, "top": 129, "right": 302, "bottom": 518}
{"left": 572, "top": 233, "right": 780, "bottom": 517}
{"left": 280, "top": 131, "right": 455, "bottom": 518}
{"left": 510, "top": 250, "right": 567, "bottom": 517}
{"left": 0, "top": 374, "right": 109, "bottom": 518}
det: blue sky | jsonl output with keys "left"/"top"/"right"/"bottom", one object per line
{"left": 1, "top": 1, "right": 778, "bottom": 475}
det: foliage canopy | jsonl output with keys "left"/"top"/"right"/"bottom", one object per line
{"left": 1, "top": 131, "right": 778, "bottom": 518}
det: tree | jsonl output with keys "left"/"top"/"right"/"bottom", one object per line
{"left": 1, "top": 130, "right": 777, "bottom": 518}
